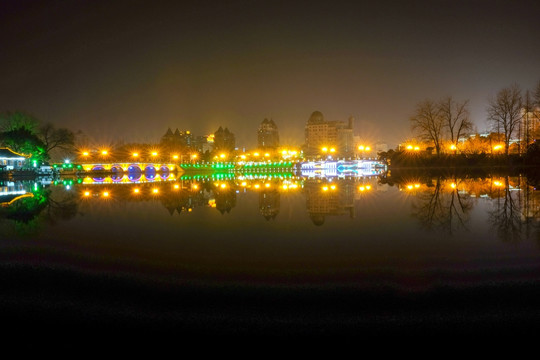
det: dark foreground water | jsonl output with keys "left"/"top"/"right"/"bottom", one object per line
{"left": 2, "top": 172, "right": 540, "bottom": 337}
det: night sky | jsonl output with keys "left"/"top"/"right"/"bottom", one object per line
{"left": 1, "top": 0, "right": 539, "bottom": 148}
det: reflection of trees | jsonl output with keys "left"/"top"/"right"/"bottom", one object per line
{"left": 411, "top": 177, "right": 472, "bottom": 235}
{"left": 488, "top": 176, "right": 524, "bottom": 242}
{"left": 0, "top": 187, "right": 79, "bottom": 233}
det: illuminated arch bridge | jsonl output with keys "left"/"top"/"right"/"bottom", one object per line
{"left": 80, "top": 163, "right": 179, "bottom": 173}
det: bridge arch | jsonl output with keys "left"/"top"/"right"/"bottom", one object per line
{"left": 111, "top": 165, "right": 124, "bottom": 173}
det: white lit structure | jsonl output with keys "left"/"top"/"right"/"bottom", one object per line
{"left": 300, "top": 160, "right": 386, "bottom": 178}
{"left": 0, "top": 148, "right": 28, "bottom": 170}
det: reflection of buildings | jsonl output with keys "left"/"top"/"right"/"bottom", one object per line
{"left": 259, "top": 189, "right": 280, "bottom": 220}
{"left": 0, "top": 180, "right": 30, "bottom": 206}
{"left": 304, "top": 111, "right": 354, "bottom": 158}
{"left": 214, "top": 187, "right": 237, "bottom": 214}
{"left": 304, "top": 179, "right": 355, "bottom": 226}
{"left": 257, "top": 118, "right": 279, "bottom": 149}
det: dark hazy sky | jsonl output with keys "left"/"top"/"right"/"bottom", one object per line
{"left": 1, "top": 0, "right": 539, "bottom": 148}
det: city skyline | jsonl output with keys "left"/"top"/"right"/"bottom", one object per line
{"left": 1, "top": 0, "right": 539, "bottom": 149}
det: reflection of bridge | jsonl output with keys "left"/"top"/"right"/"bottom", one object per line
{"left": 80, "top": 163, "right": 180, "bottom": 173}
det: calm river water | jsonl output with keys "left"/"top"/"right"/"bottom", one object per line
{"left": 2, "top": 171, "right": 540, "bottom": 337}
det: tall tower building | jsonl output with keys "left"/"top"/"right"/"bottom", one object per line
{"left": 257, "top": 118, "right": 279, "bottom": 149}
{"left": 214, "top": 126, "right": 236, "bottom": 152}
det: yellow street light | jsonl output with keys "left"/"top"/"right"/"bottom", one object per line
{"left": 101, "top": 150, "right": 108, "bottom": 156}
{"left": 220, "top": 153, "right": 226, "bottom": 159}
{"left": 322, "top": 147, "right": 328, "bottom": 153}
{"left": 330, "top": 148, "right": 336, "bottom": 153}
{"left": 172, "top": 154, "right": 179, "bottom": 160}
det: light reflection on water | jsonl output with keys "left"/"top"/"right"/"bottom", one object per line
{"left": 1, "top": 172, "right": 540, "bottom": 285}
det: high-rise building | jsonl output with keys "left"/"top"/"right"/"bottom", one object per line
{"left": 214, "top": 126, "right": 236, "bottom": 152}
{"left": 521, "top": 107, "right": 540, "bottom": 146}
{"left": 257, "top": 118, "right": 279, "bottom": 149}
{"left": 304, "top": 111, "right": 354, "bottom": 158}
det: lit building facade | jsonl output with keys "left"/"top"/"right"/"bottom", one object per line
{"left": 304, "top": 111, "right": 354, "bottom": 158}
{"left": 0, "top": 148, "right": 28, "bottom": 170}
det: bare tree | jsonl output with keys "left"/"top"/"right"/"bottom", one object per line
{"left": 410, "top": 99, "right": 444, "bottom": 155}
{"left": 439, "top": 96, "right": 473, "bottom": 152}
{"left": 39, "top": 123, "right": 75, "bottom": 153}
{"left": 487, "top": 84, "right": 522, "bottom": 156}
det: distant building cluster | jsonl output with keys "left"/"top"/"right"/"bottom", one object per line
{"left": 158, "top": 111, "right": 386, "bottom": 160}
{"left": 160, "top": 128, "right": 212, "bottom": 154}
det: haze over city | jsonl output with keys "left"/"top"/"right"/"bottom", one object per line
{"left": 1, "top": 0, "right": 539, "bottom": 148}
